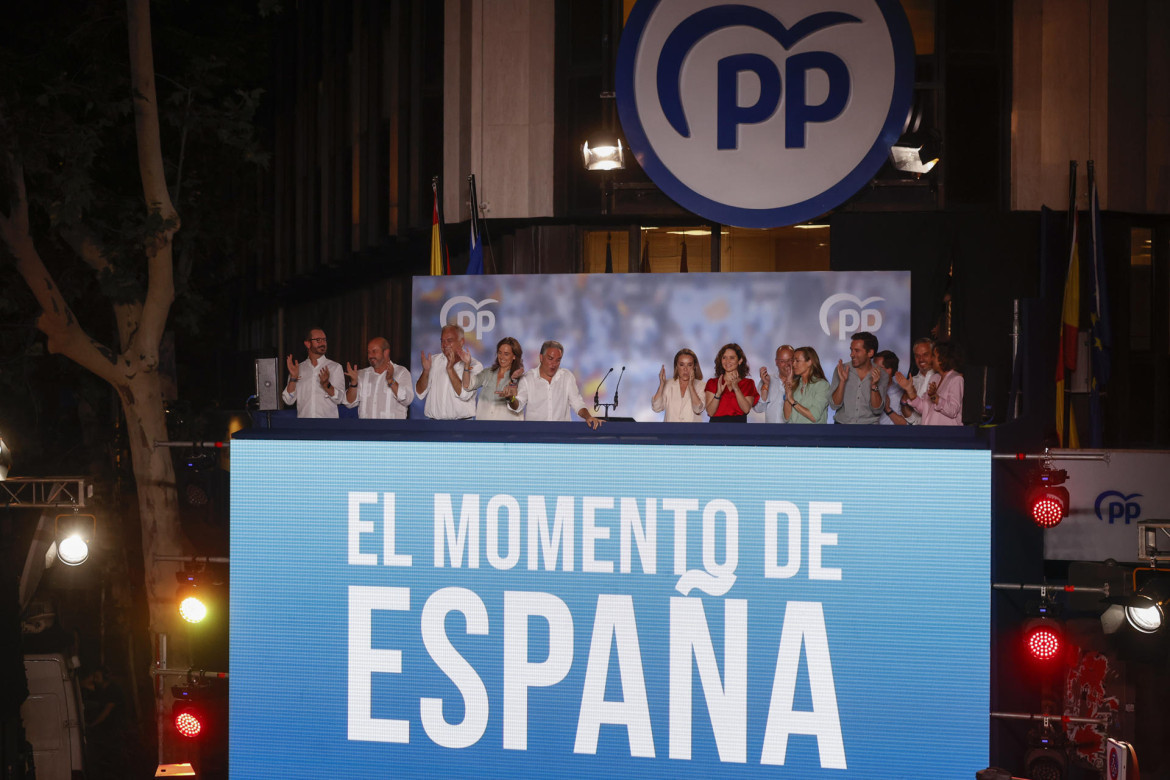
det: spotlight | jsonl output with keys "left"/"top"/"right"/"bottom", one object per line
{"left": 172, "top": 685, "right": 205, "bottom": 739}
{"left": 54, "top": 513, "right": 96, "bottom": 566}
{"left": 1026, "top": 468, "right": 1069, "bottom": 528}
{"left": 582, "top": 139, "right": 625, "bottom": 171}
{"left": 176, "top": 569, "right": 209, "bottom": 624}
{"left": 1024, "top": 617, "right": 1063, "bottom": 662}
{"left": 889, "top": 130, "right": 940, "bottom": 175}
{"left": 0, "top": 431, "right": 11, "bottom": 480}
{"left": 1024, "top": 723, "right": 1067, "bottom": 780}
{"left": 1124, "top": 576, "right": 1170, "bottom": 634}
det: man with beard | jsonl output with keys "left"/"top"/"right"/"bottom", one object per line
{"left": 343, "top": 337, "right": 414, "bottom": 419}
{"left": 282, "top": 327, "right": 345, "bottom": 418}
{"left": 828, "top": 330, "right": 887, "bottom": 424}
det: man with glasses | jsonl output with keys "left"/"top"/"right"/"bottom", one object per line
{"left": 755, "top": 344, "right": 795, "bottom": 423}
{"left": 282, "top": 327, "right": 345, "bottom": 418}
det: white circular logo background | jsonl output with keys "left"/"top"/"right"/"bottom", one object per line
{"left": 617, "top": 0, "right": 914, "bottom": 227}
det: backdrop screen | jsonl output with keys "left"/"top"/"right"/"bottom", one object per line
{"left": 231, "top": 438, "right": 989, "bottom": 779}
{"left": 408, "top": 271, "right": 910, "bottom": 421}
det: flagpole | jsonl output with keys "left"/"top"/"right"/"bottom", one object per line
{"left": 1062, "top": 161, "right": 1077, "bottom": 445}
{"left": 433, "top": 175, "right": 450, "bottom": 274}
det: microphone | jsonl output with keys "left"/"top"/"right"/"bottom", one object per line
{"left": 613, "top": 366, "right": 626, "bottom": 410}
{"left": 595, "top": 367, "right": 614, "bottom": 409}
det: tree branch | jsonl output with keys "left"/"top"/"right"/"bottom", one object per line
{"left": 126, "top": 0, "right": 177, "bottom": 365}
{"left": 61, "top": 227, "right": 145, "bottom": 351}
{"left": 0, "top": 163, "right": 124, "bottom": 385}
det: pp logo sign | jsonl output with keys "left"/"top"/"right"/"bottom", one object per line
{"left": 439, "top": 296, "right": 498, "bottom": 342}
{"left": 1094, "top": 491, "right": 1142, "bottom": 525}
{"left": 616, "top": 0, "right": 914, "bottom": 228}
{"left": 819, "top": 293, "right": 884, "bottom": 340}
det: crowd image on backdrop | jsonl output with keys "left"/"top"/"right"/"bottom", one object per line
{"left": 281, "top": 325, "right": 965, "bottom": 427}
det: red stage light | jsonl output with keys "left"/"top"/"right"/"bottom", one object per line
{"left": 175, "top": 708, "right": 203, "bottom": 738}
{"left": 1030, "top": 494, "right": 1067, "bottom": 528}
{"left": 1026, "top": 469, "right": 1069, "bottom": 529}
{"left": 1025, "top": 621, "right": 1062, "bottom": 662}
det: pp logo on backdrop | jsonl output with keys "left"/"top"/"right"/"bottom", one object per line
{"left": 819, "top": 293, "right": 884, "bottom": 340}
{"left": 439, "top": 296, "right": 498, "bottom": 342}
{"left": 617, "top": 0, "right": 915, "bottom": 228}
{"left": 1094, "top": 491, "right": 1142, "bottom": 525}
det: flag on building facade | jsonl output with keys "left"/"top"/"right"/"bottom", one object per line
{"left": 467, "top": 175, "right": 484, "bottom": 275}
{"left": 1087, "top": 165, "right": 1111, "bottom": 447}
{"left": 430, "top": 180, "right": 447, "bottom": 276}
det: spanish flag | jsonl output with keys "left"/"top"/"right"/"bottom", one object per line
{"left": 430, "top": 185, "right": 447, "bottom": 276}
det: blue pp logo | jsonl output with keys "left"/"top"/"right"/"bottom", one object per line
{"left": 1094, "top": 491, "right": 1142, "bottom": 525}
{"left": 617, "top": 0, "right": 915, "bottom": 228}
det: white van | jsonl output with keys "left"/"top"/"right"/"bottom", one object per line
{"left": 21, "top": 654, "right": 84, "bottom": 780}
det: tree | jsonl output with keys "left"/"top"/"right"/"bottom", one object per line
{"left": 0, "top": 0, "right": 267, "bottom": 763}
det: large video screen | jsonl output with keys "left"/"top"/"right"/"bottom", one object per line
{"left": 409, "top": 272, "right": 910, "bottom": 421}
{"left": 231, "top": 438, "right": 989, "bottom": 778}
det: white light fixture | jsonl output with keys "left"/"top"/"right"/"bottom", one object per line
{"left": 0, "top": 432, "right": 11, "bottom": 480}
{"left": 57, "top": 534, "right": 89, "bottom": 567}
{"left": 889, "top": 131, "right": 940, "bottom": 175}
{"left": 582, "top": 140, "right": 625, "bottom": 171}
{"left": 54, "top": 513, "right": 96, "bottom": 567}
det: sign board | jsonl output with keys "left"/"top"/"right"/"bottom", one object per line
{"left": 1042, "top": 450, "right": 1170, "bottom": 563}
{"left": 616, "top": 0, "right": 915, "bottom": 227}
{"left": 231, "top": 438, "right": 990, "bottom": 778}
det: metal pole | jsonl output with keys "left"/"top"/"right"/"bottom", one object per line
{"left": 151, "top": 667, "right": 229, "bottom": 680}
{"left": 156, "top": 632, "right": 167, "bottom": 766}
{"left": 991, "top": 711, "right": 1108, "bottom": 726}
{"left": 992, "top": 582, "right": 1109, "bottom": 596}
{"left": 154, "top": 440, "right": 229, "bottom": 449}
{"left": 991, "top": 451, "right": 1110, "bottom": 462}
{"left": 155, "top": 555, "right": 230, "bottom": 565}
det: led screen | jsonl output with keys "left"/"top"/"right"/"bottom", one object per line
{"left": 409, "top": 271, "right": 910, "bottom": 421}
{"left": 231, "top": 438, "right": 989, "bottom": 778}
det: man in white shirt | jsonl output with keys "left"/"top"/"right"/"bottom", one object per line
{"left": 415, "top": 325, "right": 482, "bottom": 419}
{"left": 755, "top": 344, "right": 795, "bottom": 423}
{"left": 897, "top": 338, "right": 938, "bottom": 426}
{"left": 281, "top": 327, "right": 344, "bottom": 418}
{"left": 343, "top": 337, "right": 414, "bottom": 419}
{"left": 510, "top": 340, "right": 604, "bottom": 429}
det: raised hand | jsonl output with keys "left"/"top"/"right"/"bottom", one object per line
{"left": 345, "top": 362, "right": 359, "bottom": 385}
{"left": 893, "top": 371, "right": 913, "bottom": 392}
{"left": 659, "top": 365, "right": 667, "bottom": 385}
{"left": 869, "top": 365, "right": 881, "bottom": 386}
{"left": 318, "top": 366, "right": 332, "bottom": 389}
{"left": 286, "top": 354, "right": 300, "bottom": 379}
{"left": 510, "top": 367, "right": 524, "bottom": 384}
{"left": 420, "top": 351, "right": 432, "bottom": 373}
{"left": 927, "top": 381, "right": 939, "bottom": 404}
{"left": 759, "top": 366, "right": 770, "bottom": 388}
{"left": 458, "top": 346, "right": 472, "bottom": 365}
{"left": 836, "top": 359, "right": 848, "bottom": 382}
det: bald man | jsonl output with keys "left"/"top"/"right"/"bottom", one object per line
{"left": 343, "top": 337, "right": 415, "bottom": 419}
{"left": 755, "top": 344, "right": 795, "bottom": 423}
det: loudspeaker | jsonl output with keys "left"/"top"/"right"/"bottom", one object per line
{"left": 255, "top": 358, "right": 279, "bottom": 410}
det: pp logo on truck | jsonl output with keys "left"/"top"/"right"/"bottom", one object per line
{"left": 617, "top": 0, "right": 914, "bottom": 228}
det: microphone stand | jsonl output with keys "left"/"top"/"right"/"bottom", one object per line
{"left": 612, "top": 366, "right": 626, "bottom": 412}
{"left": 594, "top": 367, "right": 615, "bottom": 417}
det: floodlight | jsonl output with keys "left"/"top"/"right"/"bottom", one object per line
{"left": 55, "top": 513, "right": 96, "bottom": 566}
{"left": 582, "top": 140, "right": 625, "bottom": 171}
{"left": 1124, "top": 577, "right": 1170, "bottom": 634}
{"left": 0, "top": 432, "right": 11, "bottom": 480}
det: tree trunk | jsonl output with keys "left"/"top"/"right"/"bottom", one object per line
{"left": 121, "top": 370, "right": 190, "bottom": 763}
